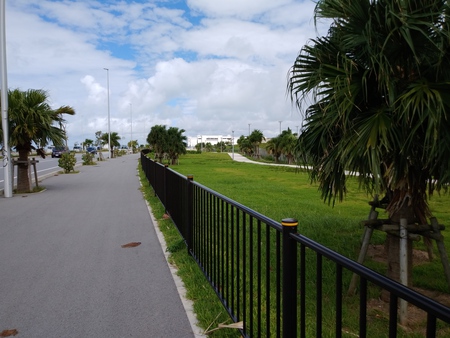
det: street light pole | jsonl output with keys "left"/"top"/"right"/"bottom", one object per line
{"left": 104, "top": 68, "right": 111, "bottom": 159}
{"left": 130, "top": 103, "right": 132, "bottom": 152}
{"left": 248, "top": 124, "right": 250, "bottom": 136}
{"left": 279, "top": 120, "right": 282, "bottom": 134}
{"left": 0, "top": 0, "right": 12, "bottom": 197}
{"left": 232, "top": 130, "right": 234, "bottom": 159}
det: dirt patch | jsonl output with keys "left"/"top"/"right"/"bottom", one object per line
{"left": 366, "top": 244, "right": 430, "bottom": 266}
{"left": 365, "top": 244, "right": 450, "bottom": 335}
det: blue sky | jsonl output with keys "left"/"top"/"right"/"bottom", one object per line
{"left": 3, "top": 0, "right": 328, "bottom": 146}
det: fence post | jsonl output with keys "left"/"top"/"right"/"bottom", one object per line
{"left": 186, "top": 174, "right": 194, "bottom": 255}
{"left": 163, "top": 164, "right": 168, "bottom": 211}
{"left": 282, "top": 218, "right": 298, "bottom": 338}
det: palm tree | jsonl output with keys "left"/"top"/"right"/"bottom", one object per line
{"left": 166, "top": 127, "right": 187, "bottom": 164}
{"left": 147, "top": 125, "right": 168, "bottom": 162}
{"left": 288, "top": 0, "right": 450, "bottom": 285}
{"left": 249, "top": 129, "right": 265, "bottom": 158}
{"left": 127, "top": 140, "right": 138, "bottom": 153}
{"left": 278, "top": 128, "right": 297, "bottom": 164}
{"left": 266, "top": 137, "right": 282, "bottom": 163}
{"left": 101, "top": 132, "right": 121, "bottom": 157}
{"left": 237, "top": 136, "right": 253, "bottom": 157}
{"left": 83, "top": 139, "right": 94, "bottom": 150}
{"left": 0, "top": 89, "right": 75, "bottom": 192}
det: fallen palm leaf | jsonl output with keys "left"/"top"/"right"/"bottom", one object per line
{"left": 0, "top": 329, "right": 18, "bottom": 337}
{"left": 204, "top": 321, "right": 243, "bottom": 334}
{"left": 121, "top": 242, "right": 141, "bottom": 248}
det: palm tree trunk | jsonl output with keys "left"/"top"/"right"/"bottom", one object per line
{"left": 17, "top": 149, "right": 31, "bottom": 192}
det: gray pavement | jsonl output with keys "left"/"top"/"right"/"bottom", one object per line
{"left": 0, "top": 154, "right": 198, "bottom": 338}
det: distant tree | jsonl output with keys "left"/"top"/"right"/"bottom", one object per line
{"left": 95, "top": 131, "right": 102, "bottom": 148}
{"left": 127, "top": 140, "right": 139, "bottom": 153}
{"left": 237, "top": 136, "right": 253, "bottom": 157}
{"left": 266, "top": 137, "right": 282, "bottom": 163}
{"left": 147, "top": 125, "right": 168, "bottom": 162}
{"left": 0, "top": 89, "right": 75, "bottom": 192}
{"left": 166, "top": 127, "right": 187, "bottom": 165}
{"left": 204, "top": 142, "right": 214, "bottom": 152}
{"left": 215, "top": 141, "right": 227, "bottom": 152}
{"left": 101, "top": 132, "right": 121, "bottom": 153}
{"left": 249, "top": 129, "right": 265, "bottom": 158}
{"left": 83, "top": 139, "right": 94, "bottom": 149}
{"left": 195, "top": 142, "right": 205, "bottom": 152}
{"left": 278, "top": 128, "right": 297, "bottom": 164}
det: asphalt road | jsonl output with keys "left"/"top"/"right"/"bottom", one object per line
{"left": 0, "top": 154, "right": 197, "bottom": 337}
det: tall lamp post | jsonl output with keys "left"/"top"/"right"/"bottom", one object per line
{"left": 104, "top": 68, "right": 111, "bottom": 158}
{"left": 248, "top": 123, "right": 251, "bottom": 136}
{"left": 232, "top": 130, "right": 234, "bottom": 159}
{"left": 129, "top": 103, "right": 133, "bottom": 153}
{"left": 279, "top": 120, "right": 282, "bottom": 134}
{"left": 0, "top": 0, "right": 12, "bottom": 197}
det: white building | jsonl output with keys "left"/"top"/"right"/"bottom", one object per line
{"left": 187, "top": 135, "right": 235, "bottom": 148}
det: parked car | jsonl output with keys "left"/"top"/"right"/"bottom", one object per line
{"left": 86, "top": 146, "right": 97, "bottom": 155}
{"left": 73, "top": 146, "right": 82, "bottom": 152}
{"left": 51, "top": 146, "right": 69, "bottom": 158}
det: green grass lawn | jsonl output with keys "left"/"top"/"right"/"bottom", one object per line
{"left": 172, "top": 153, "right": 450, "bottom": 267}
{"left": 139, "top": 152, "right": 450, "bottom": 337}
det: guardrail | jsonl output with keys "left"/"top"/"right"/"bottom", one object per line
{"left": 141, "top": 152, "right": 450, "bottom": 337}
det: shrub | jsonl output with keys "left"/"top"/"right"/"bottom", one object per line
{"left": 58, "top": 153, "right": 77, "bottom": 173}
{"left": 82, "top": 152, "right": 95, "bottom": 165}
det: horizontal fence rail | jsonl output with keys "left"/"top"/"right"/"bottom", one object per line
{"left": 140, "top": 152, "right": 450, "bottom": 338}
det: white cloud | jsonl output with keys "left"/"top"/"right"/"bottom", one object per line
{"left": 187, "top": 0, "right": 292, "bottom": 19}
{"left": 3, "top": 0, "right": 327, "bottom": 146}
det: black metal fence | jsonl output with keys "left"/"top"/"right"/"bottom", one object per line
{"left": 140, "top": 152, "right": 450, "bottom": 338}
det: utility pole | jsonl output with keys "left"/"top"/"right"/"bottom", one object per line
{"left": 130, "top": 103, "right": 132, "bottom": 152}
{"left": 232, "top": 130, "right": 234, "bottom": 159}
{"left": 104, "top": 68, "right": 111, "bottom": 158}
{"left": 1, "top": 0, "right": 12, "bottom": 197}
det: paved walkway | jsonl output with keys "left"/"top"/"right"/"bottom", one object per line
{"left": 0, "top": 154, "right": 200, "bottom": 337}
{"left": 228, "top": 152, "right": 301, "bottom": 167}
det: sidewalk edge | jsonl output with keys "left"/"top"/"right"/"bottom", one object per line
{"left": 139, "top": 174, "right": 206, "bottom": 338}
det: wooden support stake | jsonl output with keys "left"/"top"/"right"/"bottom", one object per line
{"left": 27, "top": 159, "right": 32, "bottom": 192}
{"left": 348, "top": 204, "right": 378, "bottom": 295}
{"left": 431, "top": 217, "right": 450, "bottom": 292}
{"left": 32, "top": 157, "right": 39, "bottom": 188}
{"left": 399, "top": 218, "right": 408, "bottom": 326}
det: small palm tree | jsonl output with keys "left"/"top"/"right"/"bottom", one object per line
{"left": 278, "top": 128, "right": 297, "bottom": 164}
{"left": 147, "top": 125, "right": 168, "bottom": 162}
{"left": 237, "top": 136, "right": 253, "bottom": 157}
{"left": 266, "top": 137, "right": 282, "bottom": 163}
{"left": 127, "top": 140, "right": 138, "bottom": 153}
{"left": 166, "top": 127, "right": 187, "bottom": 164}
{"left": 249, "top": 129, "right": 265, "bottom": 158}
{"left": 1, "top": 89, "right": 75, "bottom": 192}
{"left": 83, "top": 139, "right": 94, "bottom": 150}
{"left": 101, "top": 132, "right": 121, "bottom": 156}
